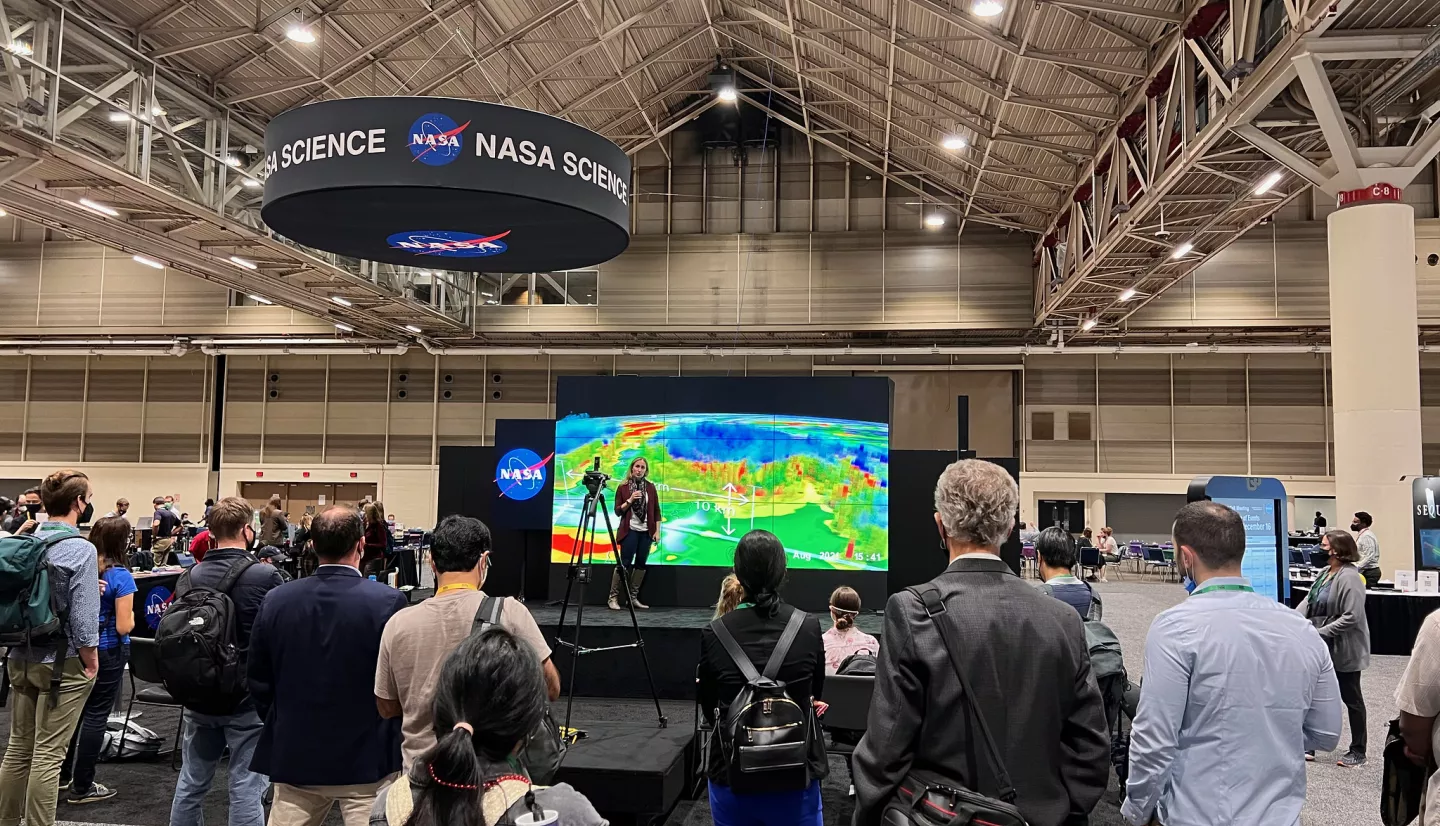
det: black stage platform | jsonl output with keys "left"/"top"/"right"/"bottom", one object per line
{"left": 557, "top": 718, "right": 697, "bottom": 820}
{"left": 531, "top": 606, "right": 884, "bottom": 701}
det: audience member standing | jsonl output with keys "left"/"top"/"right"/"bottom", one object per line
{"left": 853, "top": 460, "right": 1108, "bottom": 826}
{"left": 1034, "top": 526, "right": 1102, "bottom": 621}
{"left": 375, "top": 515, "right": 560, "bottom": 769}
{"left": 699, "top": 530, "right": 826, "bottom": 826}
{"left": 249, "top": 506, "right": 409, "bottom": 826}
{"left": 821, "top": 586, "right": 878, "bottom": 674}
{"left": 1298, "top": 529, "right": 1372, "bottom": 767}
{"left": 59, "top": 516, "right": 135, "bottom": 805}
{"left": 168, "top": 498, "right": 285, "bottom": 826}
{"left": 362, "top": 503, "right": 388, "bottom": 578}
{"left": 103, "top": 499, "right": 129, "bottom": 521}
{"left": 151, "top": 496, "right": 181, "bottom": 557}
{"left": 258, "top": 496, "right": 288, "bottom": 548}
{"left": 1352, "top": 511, "right": 1382, "bottom": 586}
{"left": 368, "top": 630, "right": 604, "bottom": 826}
{"left": 1395, "top": 610, "right": 1440, "bottom": 825}
{"left": 1123, "top": 501, "right": 1342, "bottom": 826}
{"left": 0, "top": 470, "right": 101, "bottom": 826}
{"left": 1314, "top": 511, "right": 1327, "bottom": 533}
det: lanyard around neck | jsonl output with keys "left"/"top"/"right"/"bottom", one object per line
{"left": 435, "top": 582, "right": 478, "bottom": 597}
{"left": 1190, "top": 582, "right": 1254, "bottom": 597}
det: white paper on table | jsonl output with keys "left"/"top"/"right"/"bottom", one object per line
{"left": 1396, "top": 570, "right": 1416, "bottom": 592}
{"left": 1419, "top": 571, "right": 1439, "bottom": 594}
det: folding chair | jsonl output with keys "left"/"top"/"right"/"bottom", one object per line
{"left": 124, "top": 638, "right": 185, "bottom": 770}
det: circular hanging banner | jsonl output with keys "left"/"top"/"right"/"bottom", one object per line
{"left": 260, "top": 97, "right": 631, "bottom": 273}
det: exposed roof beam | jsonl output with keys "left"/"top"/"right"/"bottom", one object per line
{"left": 1046, "top": 0, "right": 1183, "bottom": 23}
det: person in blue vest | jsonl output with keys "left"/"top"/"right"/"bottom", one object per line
{"left": 248, "top": 506, "right": 410, "bottom": 826}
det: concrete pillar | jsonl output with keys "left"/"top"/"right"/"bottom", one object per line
{"left": 1285, "top": 496, "right": 1297, "bottom": 533}
{"left": 1089, "top": 494, "right": 1107, "bottom": 532}
{"left": 1329, "top": 200, "right": 1422, "bottom": 576}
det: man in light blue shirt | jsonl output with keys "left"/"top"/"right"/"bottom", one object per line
{"left": 1123, "top": 500, "right": 1342, "bottom": 826}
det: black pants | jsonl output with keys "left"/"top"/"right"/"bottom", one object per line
{"left": 61, "top": 644, "right": 128, "bottom": 790}
{"left": 1361, "top": 567, "right": 1380, "bottom": 587}
{"left": 1337, "top": 670, "right": 1367, "bottom": 756}
{"left": 620, "top": 530, "right": 653, "bottom": 570}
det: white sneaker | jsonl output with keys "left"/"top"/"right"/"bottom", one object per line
{"left": 848, "top": 784, "right": 855, "bottom": 797}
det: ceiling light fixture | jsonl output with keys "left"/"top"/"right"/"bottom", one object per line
{"left": 1171, "top": 242, "right": 1194, "bottom": 259}
{"left": 108, "top": 111, "right": 130, "bottom": 123}
{"left": 1119, "top": 287, "right": 1137, "bottom": 301}
{"left": 286, "top": 25, "right": 316, "bottom": 43}
{"left": 330, "top": 295, "right": 352, "bottom": 307}
{"left": 248, "top": 294, "right": 273, "bottom": 305}
{"left": 480, "top": 291, "right": 495, "bottom": 298}
{"left": 1254, "top": 170, "right": 1283, "bottom": 195}
{"left": 334, "top": 323, "right": 353, "bottom": 332}
{"left": 717, "top": 86, "right": 737, "bottom": 103}
{"left": 229, "top": 255, "right": 257, "bottom": 270}
{"left": 924, "top": 213, "right": 946, "bottom": 228}
{"left": 78, "top": 198, "right": 119, "bottom": 217}
{"left": 225, "top": 155, "right": 242, "bottom": 168}
{"left": 4, "top": 41, "right": 32, "bottom": 57}
{"left": 0, "top": 208, "right": 8, "bottom": 217}
{"left": 971, "top": 0, "right": 1004, "bottom": 17}
{"left": 150, "top": 105, "right": 166, "bottom": 117}
{"left": 404, "top": 325, "right": 422, "bottom": 334}
{"left": 132, "top": 255, "right": 164, "bottom": 270}
{"left": 941, "top": 135, "right": 968, "bottom": 151}
{"left": 241, "top": 177, "right": 262, "bottom": 188}
{"left": 1081, "top": 317, "right": 1097, "bottom": 331}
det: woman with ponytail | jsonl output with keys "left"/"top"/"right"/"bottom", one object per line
{"left": 369, "top": 629, "right": 604, "bottom": 826}
{"left": 697, "top": 530, "right": 826, "bottom": 826}
{"left": 821, "top": 586, "right": 878, "bottom": 674}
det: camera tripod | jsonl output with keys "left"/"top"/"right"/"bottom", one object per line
{"left": 554, "top": 480, "right": 668, "bottom": 734}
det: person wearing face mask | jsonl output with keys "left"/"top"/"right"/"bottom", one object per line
{"left": 168, "top": 497, "right": 285, "bottom": 826}
{"left": 611, "top": 457, "right": 660, "bottom": 610}
{"left": 1297, "top": 529, "right": 1371, "bottom": 768}
{"left": 1351, "top": 511, "right": 1381, "bottom": 587}
{"left": 151, "top": 496, "right": 181, "bottom": 559}
{"left": 1123, "top": 501, "right": 1342, "bottom": 826}
{"left": 7, "top": 488, "right": 43, "bottom": 536}
{"left": 0, "top": 470, "right": 101, "bottom": 826}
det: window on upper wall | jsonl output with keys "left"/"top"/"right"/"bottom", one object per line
{"left": 479, "top": 272, "right": 599, "bottom": 306}
{"left": 1032, "top": 411, "right": 1055, "bottom": 440}
{"left": 1068, "top": 411, "right": 1092, "bottom": 441}
{"left": 1255, "top": 0, "right": 1287, "bottom": 63}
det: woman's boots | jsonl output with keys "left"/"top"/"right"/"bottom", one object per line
{"left": 607, "top": 567, "right": 649, "bottom": 610}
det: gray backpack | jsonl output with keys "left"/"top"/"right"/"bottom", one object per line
{"left": 1038, "top": 581, "right": 1124, "bottom": 680}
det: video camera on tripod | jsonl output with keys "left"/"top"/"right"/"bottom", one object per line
{"left": 581, "top": 456, "right": 610, "bottom": 494}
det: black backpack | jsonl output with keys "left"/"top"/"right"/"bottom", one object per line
{"left": 154, "top": 558, "right": 255, "bottom": 715}
{"left": 710, "top": 609, "right": 819, "bottom": 795}
{"left": 836, "top": 649, "right": 877, "bottom": 676}
{"left": 471, "top": 596, "right": 567, "bottom": 784}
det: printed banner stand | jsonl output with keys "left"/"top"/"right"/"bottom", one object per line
{"left": 261, "top": 97, "right": 632, "bottom": 273}
{"left": 1411, "top": 477, "right": 1440, "bottom": 571}
{"left": 1188, "top": 476, "right": 1289, "bottom": 603}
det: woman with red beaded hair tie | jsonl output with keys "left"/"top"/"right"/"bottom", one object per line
{"left": 368, "top": 628, "right": 604, "bottom": 826}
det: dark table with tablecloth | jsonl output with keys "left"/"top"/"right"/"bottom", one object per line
{"left": 129, "top": 570, "right": 182, "bottom": 639}
{"left": 1289, "top": 585, "right": 1440, "bottom": 656}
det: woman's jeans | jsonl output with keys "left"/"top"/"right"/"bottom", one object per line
{"left": 709, "top": 781, "right": 822, "bottom": 826}
{"left": 61, "top": 643, "right": 128, "bottom": 791}
{"left": 620, "top": 530, "right": 653, "bottom": 570}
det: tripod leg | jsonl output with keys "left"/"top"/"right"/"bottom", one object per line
{"left": 561, "top": 492, "right": 597, "bottom": 736}
{"left": 555, "top": 493, "right": 595, "bottom": 633}
{"left": 598, "top": 496, "right": 668, "bottom": 728}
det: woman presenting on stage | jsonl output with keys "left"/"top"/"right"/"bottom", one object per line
{"left": 611, "top": 457, "right": 660, "bottom": 610}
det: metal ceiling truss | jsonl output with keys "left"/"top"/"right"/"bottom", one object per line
{"left": 1036, "top": 0, "right": 1440, "bottom": 340}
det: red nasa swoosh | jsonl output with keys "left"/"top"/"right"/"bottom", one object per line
{"left": 411, "top": 119, "right": 472, "bottom": 162}
{"left": 495, "top": 451, "right": 554, "bottom": 499}
{"left": 413, "top": 230, "right": 511, "bottom": 255}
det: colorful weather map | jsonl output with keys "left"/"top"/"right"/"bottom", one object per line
{"left": 551, "top": 413, "right": 889, "bottom": 571}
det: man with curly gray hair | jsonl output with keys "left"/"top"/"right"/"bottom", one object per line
{"left": 852, "top": 460, "right": 1109, "bottom": 826}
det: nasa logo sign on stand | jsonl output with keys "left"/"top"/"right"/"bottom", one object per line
{"left": 496, "top": 448, "right": 551, "bottom": 501}
{"left": 261, "top": 97, "right": 631, "bottom": 273}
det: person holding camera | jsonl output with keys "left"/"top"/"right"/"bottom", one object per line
{"left": 611, "top": 457, "right": 660, "bottom": 610}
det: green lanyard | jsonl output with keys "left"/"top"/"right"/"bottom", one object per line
{"left": 1190, "top": 582, "right": 1254, "bottom": 597}
{"left": 735, "top": 602, "right": 753, "bottom": 610}
{"left": 1307, "top": 569, "right": 1334, "bottom": 605}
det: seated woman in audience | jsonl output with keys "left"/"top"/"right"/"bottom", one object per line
{"left": 370, "top": 628, "right": 605, "bottom": 826}
{"left": 822, "top": 586, "right": 879, "bottom": 674}
{"left": 1034, "top": 526, "right": 1102, "bottom": 621}
{"left": 698, "top": 530, "right": 826, "bottom": 826}
{"left": 1095, "top": 526, "right": 1121, "bottom": 582}
{"left": 713, "top": 573, "right": 744, "bottom": 620}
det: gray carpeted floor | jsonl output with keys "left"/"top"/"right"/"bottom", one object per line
{"left": 5, "top": 577, "right": 1403, "bottom": 826}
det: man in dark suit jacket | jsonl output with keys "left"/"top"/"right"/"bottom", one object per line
{"left": 248, "top": 505, "right": 409, "bottom": 826}
{"left": 853, "top": 460, "right": 1109, "bottom": 826}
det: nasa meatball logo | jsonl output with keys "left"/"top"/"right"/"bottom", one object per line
{"left": 387, "top": 230, "right": 510, "bottom": 258}
{"left": 144, "top": 586, "right": 174, "bottom": 630}
{"left": 408, "top": 112, "right": 469, "bottom": 166}
{"left": 496, "top": 448, "right": 553, "bottom": 501}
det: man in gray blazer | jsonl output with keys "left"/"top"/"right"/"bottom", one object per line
{"left": 852, "top": 460, "right": 1109, "bottom": 826}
